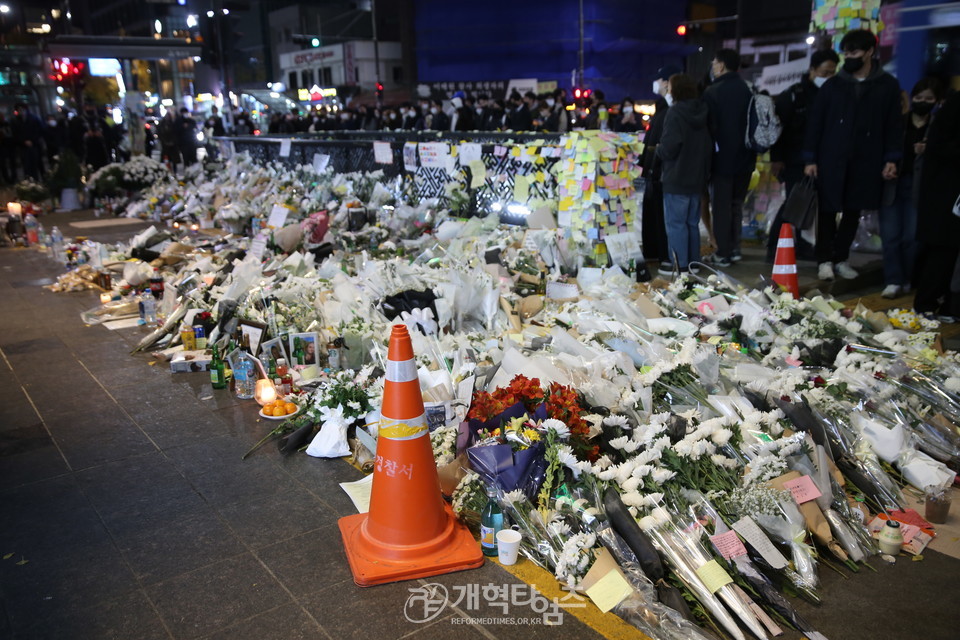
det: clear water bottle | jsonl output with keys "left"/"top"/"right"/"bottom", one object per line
{"left": 142, "top": 292, "right": 157, "bottom": 325}
{"left": 480, "top": 485, "right": 503, "bottom": 557}
{"left": 234, "top": 353, "right": 256, "bottom": 399}
{"left": 50, "top": 226, "right": 65, "bottom": 263}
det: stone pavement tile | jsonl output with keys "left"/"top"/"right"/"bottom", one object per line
{"left": 302, "top": 579, "right": 439, "bottom": 639}
{"left": 0, "top": 392, "right": 41, "bottom": 433}
{"left": 74, "top": 450, "right": 197, "bottom": 513}
{"left": 145, "top": 553, "right": 291, "bottom": 640}
{"left": 53, "top": 420, "right": 157, "bottom": 470}
{"left": 9, "top": 589, "right": 170, "bottom": 640}
{"left": 280, "top": 454, "right": 367, "bottom": 518}
{"left": 216, "top": 489, "right": 338, "bottom": 550}
{"left": 202, "top": 602, "right": 326, "bottom": 640}
{"left": 212, "top": 404, "right": 288, "bottom": 447}
{"left": 0, "top": 476, "right": 105, "bottom": 550}
{"left": 133, "top": 407, "right": 232, "bottom": 451}
{"left": 115, "top": 509, "right": 246, "bottom": 586}
{"left": 84, "top": 358, "right": 171, "bottom": 390}
{"left": 256, "top": 524, "right": 353, "bottom": 599}
{"left": 0, "top": 431, "right": 69, "bottom": 488}
{"left": 166, "top": 436, "right": 294, "bottom": 507}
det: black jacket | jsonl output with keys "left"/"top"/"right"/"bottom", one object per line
{"left": 703, "top": 71, "right": 756, "bottom": 176}
{"left": 510, "top": 104, "right": 533, "bottom": 131}
{"left": 771, "top": 76, "right": 819, "bottom": 169}
{"left": 802, "top": 65, "right": 903, "bottom": 212}
{"left": 657, "top": 98, "right": 712, "bottom": 196}
{"left": 917, "top": 92, "right": 960, "bottom": 249}
{"left": 642, "top": 96, "right": 669, "bottom": 180}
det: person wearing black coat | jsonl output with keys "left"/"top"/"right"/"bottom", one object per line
{"left": 641, "top": 65, "right": 681, "bottom": 269}
{"left": 425, "top": 100, "right": 449, "bottom": 131}
{"left": 177, "top": 108, "right": 199, "bottom": 166}
{"left": 767, "top": 49, "right": 839, "bottom": 262}
{"left": 703, "top": 49, "right": 757, "bottom": 266}
{"left": 657, "top": 74, "right": 713, "bottom": 273}
{"left": 914, "top": 91, "right": 960, "bottom": 320}
{"left": 803, "top": 29, "right": 903, "bottom": 281}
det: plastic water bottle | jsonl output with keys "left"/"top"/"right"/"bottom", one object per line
{"left": 234, "top": 353, "right": 256, "bottom": 399}
{"left": 50, "top": 227, "right": 65, "bottom": 263}
{"left": 142, "top": 292, "right": 157, "bottom": 325}
{"left": 480, "top": 485, "right": 503, "bottom": 557}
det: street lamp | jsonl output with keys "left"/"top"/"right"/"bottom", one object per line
{"left": 0, "top": 5, "right": 9, "bottom": 15}
{"left": 187, "top": 14, "right": 198, "bottom": 28}
{"left": 155, "top": 19, "right": 162, "bottom": 34}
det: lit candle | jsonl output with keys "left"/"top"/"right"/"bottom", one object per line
{"left": 255, "top": 379, "right": 277, "bottom": 406}
{"left": 100, "top": 293, "right": 112, "bottom": 304}
{"left": 7, "top": 202, "right": 21, "bottom": 216}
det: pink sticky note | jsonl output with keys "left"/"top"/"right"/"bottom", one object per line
{"left": 710, "top": 530, "right": 748, "bottom": 560}
{"left": 785, "top": 356, "right": 803, "bottom": 367}
{"left": 582, "top": 178, "right": 593, "bottom": 191}
{"left": 783, "top": 475, "right": 823, "bottom": 504}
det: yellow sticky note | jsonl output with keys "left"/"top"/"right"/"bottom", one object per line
{"left": 559, "top": 197, "right": 574, "bottom": 211}
{"left": 514, "top": 175, "right": 530, "bottom": 202}
{"left": 695, "top": 559, "right": 733, "bottom": 593}
{"left": 511, "top": 147, "right": 521, "bottom": 157}
{"left": 535, "top": 171, "right": 545, "bottom": 183}
{"left": 468, "top": 160, "right": 486, "bottom": 188}
{"left": 585, "top": 569, "right": 634, "bottom": 613}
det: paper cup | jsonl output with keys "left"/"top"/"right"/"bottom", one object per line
{"left": 496, "top": 529, "right": 522, "bottom": 565}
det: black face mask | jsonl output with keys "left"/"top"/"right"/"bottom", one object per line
{"left": 843, "top": 57, "right": 865, "bottom": 74}
{"left": 912, "top": 101, "right": 934, "bottom": 116}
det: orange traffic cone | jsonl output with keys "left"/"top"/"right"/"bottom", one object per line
{"left": 338, "top": 324, "right": 484, "bottom": 586}
{"left": 773, "top": 223, "right": 800, "bottom": 299}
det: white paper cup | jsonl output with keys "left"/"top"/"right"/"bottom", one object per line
{"left": 496, "top": 529, "right": 522, "bottom": 565}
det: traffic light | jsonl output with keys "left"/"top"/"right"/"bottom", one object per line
{"left": 292, "top": 34, "right": 323, "bottom": 48}
{"left": 311, "top": 38, "right": 320, "bottom": 47}
{"left": 376, "top": 82, "right": 383, "bottom": 100}
{"left": 573, "top": 87, "right": 592, "bottom": 107}
{"left": 49, "top": 59, "right": 84, "bottom": 82}
{"left": 676, "top": 24, "right": 687, "bottom": 36}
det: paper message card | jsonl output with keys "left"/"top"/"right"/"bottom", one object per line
{"left": 546, "top": 282, "right": 579, "bottom": 300}
{"left": 469, "top": 160, "right": 486, "bottom": 189}
{"left": 418, "top": 142, "right": 449, "bottom": 168}
{"left": 459, "top": 142, "right": 482, "bottom": 164}
{"left": 266, "top": 205, "right": 288, "bottom": 229}
{"left": 783, "top": 475, "right": 823, "bottom": 504}
{"left": 249, "top": 233, "right": 268, "bottom": 260}
{"left": 585, "top": 570, "right": 634, "bottom": 613}
{"left": 279, "top": 138, "right": 291, "bottom": 157}
{"left": 695, "top": 559, "right": 733, "bottom": 594}
{"left": 710, "top": 530, "right": 748, "bottom": 560}
{"left": 373, "top": 141, "right": 393, "bottom": 164}
{"left": 733, "top": 516, "right": 789, "bottom": 569}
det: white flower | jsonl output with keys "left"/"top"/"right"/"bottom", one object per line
{"left": 603, "top": 414, "right": 631, "bottom": 429}
{"left": 620, "top": 477, "right": 642, "bottom": 493}
{"left": 540, "top": 418, "right": 570, "bottom": 440}
{"left": 501, "top": 489, "right": 525, "bottom": 506}
{"left": 651, "top": 468, "right": 676, "bottom": 484}
{"left": 608, "top": 435, "right": 629, "bottom": 450}
{"left": 711, "top": 428, "right": 733, "bottom": 446}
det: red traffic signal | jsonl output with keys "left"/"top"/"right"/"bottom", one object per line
{"left": 676, "top": 24, "right": 687, "bottom": 36}
{"left": 376, "top": 82, "right": 383, "bottom": 92}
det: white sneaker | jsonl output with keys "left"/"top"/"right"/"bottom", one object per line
{"left": 835, "top": 261, "right": 859, "bottom": 279}
{"left": 881, "top": 284, "right": 901, "bottom": 299}
{"left": 818, "top": 262, "right": 834, "bottom": 280}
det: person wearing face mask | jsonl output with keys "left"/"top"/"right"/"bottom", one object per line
{"left": 451, "top": 92, "right": 475, "bottom": 131}
{"left": 543, "top": 90, "right": 568, "bottom": 133}
{"left": 702, "top": 49, "right": 756, "bottom": 267}
{"left": 426, "top": 99, "right": 450, "bottom": 131}
{"left": 915, "top": 89, "right": 960, "bottom": 322}
{"left": 641, "top": 65, "right": 681, "bottom": 272}
{"left": 656, "top": 73, "right": 713, "bottom": 274}
{"left": 803, "top": 29, "right": 903, "bottom": 281}
{"left": 878, "top": 78, "right": 943, "bottom": 299}
{"left": 615, "top": 97, "right": 640, "bottom": 133}
{"left": 766, "top": 48, "right": 839, "bottom": 262}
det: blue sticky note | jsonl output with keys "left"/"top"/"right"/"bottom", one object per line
{"left": 850, "top": 17, "right": 861, "bottom": 28}
{"left": 587, "top": 228, "right": 599, "bottom": 240}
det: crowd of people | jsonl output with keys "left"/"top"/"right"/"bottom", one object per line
{"left": 0, "top": 103, "right": 128, "bottom": 184}
{"left": 263, "top": 88, "right": 644, "bottom": 134}
{"left": 646, "top": 29, "right": 960, "bottom": 322}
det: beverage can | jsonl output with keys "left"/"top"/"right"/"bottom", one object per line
{"left": 180, "top": 327, "right": 197, "bottom": 351}
{"left": 194, "top": 325, "right": 207, "bottom": 350}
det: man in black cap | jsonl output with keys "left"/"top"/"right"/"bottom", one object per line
{"left": 641, "top": 65, "right": 681, "bottom": 273}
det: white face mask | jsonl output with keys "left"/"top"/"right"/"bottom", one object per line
{"left": 430, "top": 107, "right": 439, "bottom": 114}
{"left": 546, "top": 98, "right": 555, "bottom": 107}
{"left": 653, "top": 80, "right": 663, "bottom": 95}
{"left": 665, "top": 93, "right": 675, "bottom": 107}
{"left": 476, "top": 107, "right": 483, "bottom": 115}
{"left": 623, "top": 104, "right": 633, "bottom": 113}
{"left": 813, "top": 76, "right": 828, "bottom": 88}
{"left": 389, "top": 112, "right": 397, "bottom": 119}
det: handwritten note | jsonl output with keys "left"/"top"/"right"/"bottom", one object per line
{"left": 469, "top": 160, "right": 486, "bottom": 189}
{"left": 710, "top": 530, "right": 748, "bottom": 560}
{"left": 783, "top": 475, "right": 823, "bottom": 504}
{"left": 695, "top": 559, "right": 733, "bottom": 593}
{"left": 418, "top": 142, "right": 448, "bottom": 168}
{"left": 279, "top": 138, "right": 291, "bottom": 157}
{"left": 402, "top": 142, "right": 418, "bottom": 171}
{"left": 514, "top": 174, "right": 530, "bottom": 202}
{"left": 546, "top": 282, "right": 579, "bottom": 300}
{"left": 733, "top": 516, "right": 788, "bottom": 569}
{"left": 459, "top": 142, "right": 482, "bottom": 164}
{"left": 373, "top": 141, "right": 393, "bottom": 164}
{"left": 585, "top": 569, "right": 634, "bottom": 613}
{"left": 249, "top": 233, "right": 268, "bottom": 260}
